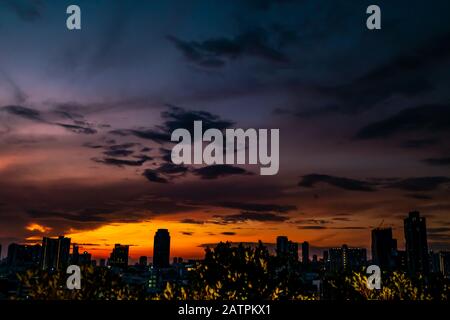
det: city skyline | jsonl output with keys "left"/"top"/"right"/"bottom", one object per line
{"left": 2, "top": 210, "right": 442, "bottom": 265}
{"left": 1, "top": 1, "right": 450, "bottom": 263}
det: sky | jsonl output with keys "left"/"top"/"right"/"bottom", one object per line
{"left": 0, "top": 0, "right": 450, "bottom": 261}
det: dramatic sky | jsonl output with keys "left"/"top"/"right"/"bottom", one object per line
{"left": 1, "top": 0, "right": 450, "bottom": 261}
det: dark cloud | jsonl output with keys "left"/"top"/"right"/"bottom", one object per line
{"left": 54, "top": 123, "right": 97, "bottom": 135}
{"left": 103, "top": 149, "right": 134, "bottom": 157}
{"left": 221, "top": 232, "right": 236, "bottom": 236}
{"left": 298, "top": 225, "right": 327, "bottom": 230}
{"left": 2, "top": 105, "right": 98, "bottom": 135}
{"left": 192, "top": 165, "right": 252, "bottom": 180}
{"left": 27, "top": 209, "right": 107, "bottom": 223}
{"left": 400, "top": 138, "right": 439, "bottom": 149}
{"left": 387, "top": 176, "right": 450, "bottom": 191}
{"left": 298, "top": 174, "right": 376, "bottom": 192}
{"left": 168, "top": 27, "right": 291, "bottom": 68}
{"left": 1, "top": 0, "right": 44, "bottom": 21}
{"left": 217, "top": 201, "right": 296, "bottom": 213}
{"left": 214, "top": 211, "right": 289, "bottom": 223}
{"left": 142, "top": 169, "right": 169, "bottom": 184}
{"left": 181, "top": 231, "right": 194, "bottom": 236}
{"left": 299, "top": 32, "right": 450, "bottom": 116}
{"left": 404, "top": 194, "right": 433, "bottom": 200}
{"left": 179, "top": 218, "right": 205, "bottom": 225}
{"left": 92, "top": 157, "right": 149, "bottom": 167}
{"left": 110, "top": 105, "right": 234, "bottom": 144}
{"left": 356, "top": 105, "right": 450, "bottom": 139}
{"left": 422, "top": 157, "right": 450, "bottom": 166}
{"left": 157, "top": 163, "right": 189, "bottom": 175}
{"left": 2, "top": 105, "right": 42, "bottom": 121}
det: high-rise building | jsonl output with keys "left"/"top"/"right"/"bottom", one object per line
{"left": 139, "top": 256, "right": 148, "bottom": 266}
{"left": 71, "top": 244, "right": 80, "bottom": 265}
{"left": 40, "top": 236, "right": 71, "bottom": 271}
{"left": 276, "top": 236, "right": 298, "bottom": 260}
{"left": 99, "top": 258, "right": 106, "bottom": 267}
{"left": 79, "top": 251, "right": 92, "bottom": 265}
{"left": 153, "top": 229, "right": 170, "bottom": 268}
{"left": 327, "top": 245, "right": 366, "bottom": 272}
{"left": 404, "top": 211, "right": 429, "bottom": 275}
{"left": 439, "top": 252, "right": 450, "bottom": 278}
{"left": 109, "top": 244, "right": 129, "bottom": 269}
{"left": 276, "top": 236, "right": 289, "bottom": 257}
{"left": 371, "top": 227, "right": 397, "bottom": 270}
{"left": 7, "top": 243, "right": 41, "bottom": 267}
{"left": 302, "top": 241, "right": 310, "bottom": 265}
{"left": 342, "top": 245, "right": 367, "bottom": 271}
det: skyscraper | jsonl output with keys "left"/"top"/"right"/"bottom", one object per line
{"left": 40, "top": 236, "right": 71, "bottom": 271}
{"left": 404, "top": 211, "right": 429, "bottom": 275}
{"left": 109, "top": 244, "right": 129, "bottom": 269}
{"left": 7, "top": 243, "right": 41, "bottom": 267}
{"left": 276, "top": 236, "right": 289, "bottom": 257}
{"left": 302, "top": 241, "right": 310, "bottom": 265}
{"left": 153, "top": 229, "right": 170, "bottom": 268}
{"left": 371, "top": 227, "right": 397, "bottom": 270}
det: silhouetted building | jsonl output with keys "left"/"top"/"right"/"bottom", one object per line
{"left": 371, "top": 227, "right": 397, "bottom": 270}
{"left": 109, "top": 244, "right": 129, "bottom": 269}
{"left": 395, "top": 250, "right": 407, "bottom": 271}
{"left": 40, "top": 236, "right": 71, "bottom": 271}
{"left": 276, "top": 236, "right": 298, "bottom": 260}
{"left": 431, "top": 251, "right": 450, "bottom": 278}
{"left": 327, "top": 245, "right": 366, "bottom": 272}
{"left": 153, "top": 229, "right": 170, "bottom": 268}
{"left": 302, "top": 241, "right": 310, "bottom": 265}
{"left": 79, "top": 251, "right": 92, "bottom": 265}
{"left": 71, "top": 244, "right": 79, "bottom": 265}
{"left": 99, "top": 258, "right": 106, "bottom": 267}
{"left": 139, "top": 256, "right": 148, "bottom": 266}
{"left": 404, "top": 211, "right": 429, "bottom": 275}
{"left": 7, "top": 243, "right": 41, "bottom": 267}
{"left": 276, "top": 236, "right": 289, "bottom": 257}
{"left": 343, "top": 245, "right": 367, "bottom": 271}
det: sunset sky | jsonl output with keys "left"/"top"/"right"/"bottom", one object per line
{"left": 1, "top": 0, "right": 450, "bottom": 261}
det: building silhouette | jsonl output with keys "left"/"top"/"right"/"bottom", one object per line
{"left": 302, "top": 241, "right": 310, "bottom": 265}
{"left": 276, "top": 236, "right": 298, "bottom": 260}
{"left": 40, "top": 236, "right": 71, "bottom": 271}
{"left": 371, "top": 227, "right": 397, "bottom": 270}
{"left": 327, "top": 245, "right": 367, "bottom": 272}
{"left": 109, "top": 244, "right": 129, "bottom": 269}
{"left": 153, "top": 229, "right": 170, "bottom": 268}
{"left": 7, "top": 243, "right": 41, "bottom": 267}
{"left": 139, "top": 256, "right": 148, "bottom": 266}
{"left": 404, "top": 211, "right": 429, "bottom": 275}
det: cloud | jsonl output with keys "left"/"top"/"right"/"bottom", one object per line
{"left": 298, "top": 174, "right": 376, "bottom": 192}
{"left": 2, "top": 105, "right": 42, "bottom": 121}
{"left": 103, "top": 149, "right": 134, "bottom": 157}
{"left": 298, "top": 225, "right": 327, "bottom": 230}
{"left": 422, "top": 157, "right": 450, "bottom": 166}
{"left": 298, "top": 32, "right": 450, "bottom": 116}
{"left": 221, "top": 232, "right": 236, "bottom": 236}
{"left": 215, "top": 211, "right": 289, "bottom": 223}
{"left": 157, "top": 163, "right": 189, "bottom": 175}
{"left": 386, "top": 176, "right": 450, "bottom": 191}
{"left": 356, "top": 105, "right": 450, "bottom": 139}
{"left": 1, "top": 105, "right": 98, "bottom": 135}
{"left": 167, "top": 27, "right": 292, "bottom": 68}
{"left": 179, "top": 218, "right": 205, "bottom": 225}
{"left": 404, "top": 194, "right": 433, "bottom": 200}
{"left": 192, "top": 165, "right": 252, "bottom": 180}
{"left": 400, "top": 138, "right": 439, "bottom": 149}
{"left": 217, "top": 201, "right": 296, "bottom": 213}
{"left": 142, "top": 169, "right": 169, "bottom": 184}
{"left": 1, "top": 0, "right": 44, "bottom": 22}
{"left": 181, "top": 231, "right": 194, "bottom": 236}
{"left": 110, "top": 105, "right": 234, "bottom": 143}
{"left": 92, "top": 157, "right": 149, "bottom": 167}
